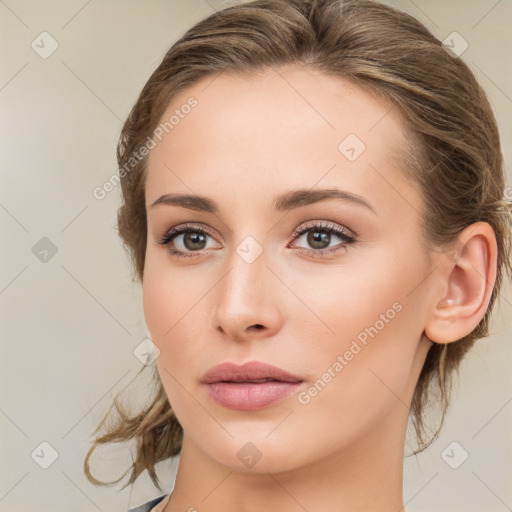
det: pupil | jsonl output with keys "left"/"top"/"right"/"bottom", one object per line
{"left": 308, "top": 230, "right": 330, "bottom": 249}
{"left": 185, "top": 232, "right": 206, "bottom": 250}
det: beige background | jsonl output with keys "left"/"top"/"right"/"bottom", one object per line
{"left": 0, "top": 1, "right": 510, "bottom": 511}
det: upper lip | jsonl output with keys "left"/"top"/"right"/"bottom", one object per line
{"left": 201, "top": 361, "right": 304, "bottom": 384}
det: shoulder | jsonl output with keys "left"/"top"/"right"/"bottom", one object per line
{"left": 127, "top": 494, "right": 169, "bottom": 512}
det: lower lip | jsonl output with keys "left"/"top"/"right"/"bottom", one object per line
{"left": 205, "top": 381, "right": 303, "bottom": 410}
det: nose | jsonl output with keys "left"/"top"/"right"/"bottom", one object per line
{"left": 211, "top": 247, "right": 282, "bottom": 342}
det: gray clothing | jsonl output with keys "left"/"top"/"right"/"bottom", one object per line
{"left": 127, "top": 494, "right": 168, "bottom": 512}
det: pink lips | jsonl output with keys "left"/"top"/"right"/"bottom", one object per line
{"left": 201, "top": 361, "right": 304, "bottom": 410}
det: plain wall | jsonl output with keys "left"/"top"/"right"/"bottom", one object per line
{"left": 1, "top": 1, "right": 510, "bottom": 511}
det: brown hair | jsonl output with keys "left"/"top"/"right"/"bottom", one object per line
{"left": 84, "top": 0, "right": 512, "bottom": 492}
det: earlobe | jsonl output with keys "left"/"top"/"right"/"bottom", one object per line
{"left": 424, "top": 222, "right": 498, "bottom": 345}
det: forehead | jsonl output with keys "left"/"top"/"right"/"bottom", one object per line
{"left": 145, "top": 65, "right": 418, "bottom": 218}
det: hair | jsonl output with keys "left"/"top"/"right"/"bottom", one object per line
{"left": 84, "top": 0, "right": 512, "bottom": 492}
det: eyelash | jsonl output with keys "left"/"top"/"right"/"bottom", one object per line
{"left": 157, "top": 221, "right": 357, "bottom": 260}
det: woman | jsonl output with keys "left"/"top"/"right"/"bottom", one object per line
{"left": 84, "top": 0, "right": 512, "bottom": 511}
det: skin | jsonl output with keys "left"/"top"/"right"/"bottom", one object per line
{"left": 142, "top": 64, "right": 497, "bottom": 512}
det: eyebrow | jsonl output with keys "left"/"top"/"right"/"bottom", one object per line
{"left": 149, "top": 188, "right": 377, "bottom": 215}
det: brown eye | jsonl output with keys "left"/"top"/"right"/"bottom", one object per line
{"left": 290, "top": 221, "right": 357, "bottom": 258}
{"left": 306, "top": 229, "right": 332, "bottom": 249}
{"left": 157, "top": 224, "right": 220, "bottom": 259}
{"left": 181, "top": 231, "right": 208, "bottom": 251}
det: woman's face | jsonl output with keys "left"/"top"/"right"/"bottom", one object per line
{"left": 143, "top": 65, "right": 435, "bottom": 473}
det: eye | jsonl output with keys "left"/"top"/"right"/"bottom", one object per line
{"left": 288, "top": 221, "right": 356, "bottom": 258}
{"left": 157, "top": 223, "right": 219, "bottom": 259}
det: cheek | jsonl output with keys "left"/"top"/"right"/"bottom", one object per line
{"left": 142, "top": 255, "right": 208, "bottom": 381}
{"left": 142, "top": 274, "right": 171, "bottom": 344}
{"left": 142, "top": 250, "right": 194, "bottom": 341}
{"left": 142, "top": 266, "right": 195, "bottom": 415}
{"left": 290, "top": 255, "right": 415, "bottom": 358}
{"left": 292, "top": 304, "right": 419, "bottom": 455}
{"left": 294, "top": 251, "right": 424, "bottom": 416}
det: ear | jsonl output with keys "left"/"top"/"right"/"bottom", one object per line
{"left": 424, "top": 222, "right": 498, "bottom": 344}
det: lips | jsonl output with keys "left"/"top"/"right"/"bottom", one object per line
{"left": 201, "top": 361, "right": 304, "bottom": 411}
{"left": 201, "top": 361, "right": 303, "bottom": 384}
